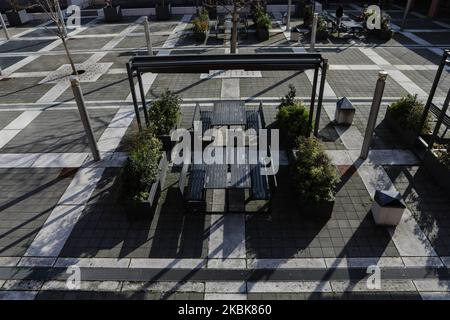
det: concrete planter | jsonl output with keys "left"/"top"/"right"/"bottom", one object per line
{"left": 103, "top": 6, "right": 122, "bottom": 22}
{"left": 371, "top": 190, "right": 406, "bottom": 226}
{"left": 256, "top": 25, "right": 269, "bottom": 40}
{"left": 384, "top": 108, "right": 418, "bottom": 149}
{"left": 6, "top": 9, "right": 30, "bottom": 26}
{"left": 423, "top": 150, "right": 450, "bottom": 194}
{"left": 155, "top": 4, "right": 172, "bottom": 20}
{"left": 122, "top": 153, "right": 168, "bottom": 217}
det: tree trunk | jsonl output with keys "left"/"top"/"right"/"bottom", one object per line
{"left": 61, "top": 36, "right": 77, "bottom": 75}
{"left": 230, "top": 2, "right": 240, "bottom": 54}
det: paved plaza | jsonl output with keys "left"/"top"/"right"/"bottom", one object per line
{"left": 0, "top": 2, "right": 450, "bottom": 300}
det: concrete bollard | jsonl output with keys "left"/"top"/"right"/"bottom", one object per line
{"left": 70, "top": 76, "right": 101, "bottom": 161}
{"left": 360, "top": 71, "right": 388, "bottom": 159}
{"left": 286, "top": 0, "right": 292, "bottom": 31}
{"left": 144, "top": 16, "right": 153, "bottom": 56}
{"left": 0, "top": 13, "right": 11, "bottom": 40}
{"left": 310, "top": 13, "right": 318, "bottom": 51}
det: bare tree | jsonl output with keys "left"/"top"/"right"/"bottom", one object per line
{"left": 34, "top": 0, "right": 78, "bottom": 74}
{"left": 203, "top": 0, "right": 266, "bottom": 54}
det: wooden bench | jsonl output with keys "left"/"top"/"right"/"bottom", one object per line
{"left": 250, "top": 164, "right": 271, "bottom": 200}
{"left": 179, "top": 162, "right": 206, "bottom": 213}
{"left": 246, "top": 101, "right": 266, "bottom": 131}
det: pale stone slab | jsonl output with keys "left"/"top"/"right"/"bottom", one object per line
{"left": 32, "top": 153, "right": 89, "bottom": 168}
{"left": 205, "top": 282, "right": 246, "bottom": 293}
{"left": 330, "top": 280, "right": 416, "bottom": 292}
{"left": 388, "top": 210, "right": 438, "bottom": 257}
{"left": 0, "top": 257, "right": 20, "bottom": 267}
{"left": 2, "top": 280, "right": 43, "bottom": 291}
{"left": 324, "top": 257, "right": 404, "bottom": 268}
{"left": 207, "top": 258, "right": 246, "bottom": 269}
{"left": 121, "top": 281, "right": 204, "bottom": 293}
{"left": 42, "top": 280, "right": 121, "bottom": 292}
{"left": 247, "top": 281, "right": 332, "bottom": 293}
{"left": 4, "top": 111, "right": 41, "bottom": 130}
{"left": 25, "top": 205, "right": 86, "bottom": 257}
{"left": 440, "top": 257, "right": 450, "bottom": 268}
{"left": 414, "top": 279, "right": 450, "bottom": 292}
{"left": 420, "top": 292, "right": 450, "bottom": 300}
{"left": 58, "top": 167, "right": 105, "bottom": 205}
{"left": 0, "top": 291, "right": 37, "bottom": 300}
{"left": 326, "top": 150, "right": 353, "bottom": 166}
{"left": 208, "top": 214, "right": 246, "bottom": 259}
{"left": 248, "top": 258, "right": 327, "bottom": 269}
{"left": 402, "top": 257, "right": 444, "bottom": 268}
{"left": 205, "top": 293, "right": 247, "bottom": 300}
{"left": 221, "top": 78, "right": 240, "bottom": 99}
{"left": 18, "top": 257, "right": 56, "bottom": 267}
{"left": 0, "top": 130, "right": 21, "bottom": 149}
{"left": 334, "top": 126, "right": 363, "bottom": 150}
{"left": 129, "top": 258, "right": 206, "bottom": 269}
{"left": 0, "top": 153, "right": 40, "bottom": 168}
{"left": 55, "top": 258, "right": 130, "bottom": 268}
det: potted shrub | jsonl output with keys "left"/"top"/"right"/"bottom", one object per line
{"left": 148, "top": 89, "right": 181, "bottom": 151}
{"left": 252, "top": 5, "right": 271, "bottom": 40}
{"left": 121, "top": 128, "right": 164, "bottom": 216}
{"left": 6, "top": 0, "right": 30, "bottom": 27}
{"left": 155, "top": 0, "right": 172, "bottom": 21}
{"left": 192, "top": 9, "right": 209, "bottom": 42}
{"left": 384, "top": 94, "right": 431, "bottom": 148}
{"left": 276, "top": 85, "right": 310, "bottom": 148}
{"left": 291, "top": 137, "right": 339, "bottom": 220}
{"left": 103, "top": 0, "right": 122, "bottom": 23}
{"left": 316, "top": 15, "right": 329, "bottom": 41}
{"left": 423, "top": 144, "right": 450, "bottom": 193}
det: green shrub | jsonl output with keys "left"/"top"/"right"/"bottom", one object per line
{"left": 437, "top": 144, "right": 450, "bottom": 170}
{"left": 193, "top": 9, "right": 209, "bottom": 35}
{"left": 252, "top": 5, "right": 271, "bottom": 29}
{"left": 122, "top": 128, "right": 162, "bottom": 202}
{"left": 387, "top": 94, "right": 431, "bottom": 134}
{"left": 276, "top": 85, "right": 310, "bottom": 145}
{"left": 276, "top": 102, "right": 310, "bottom": 145}
{"left": 292, "top": 137, "right": 339, "bottom": 204}
{"left": 148, "top": 89, "right": 181, "bottom": 136}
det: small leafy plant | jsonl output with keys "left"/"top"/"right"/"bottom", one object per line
{"left": 122, "top": 128, "right": 162, "bottom": 202}
{"left": 387, "top": 94, "right": 431, "bottom": 134}
{"left": 437, "top": 143, "right": 450, "bottom": 170}
{"left": 192, "top": 9, "right": 209, "bottom": 39}
{"left": 252, "top": 5, "right": 271, "bottom": 30}
{"left": 276, "top": 85, "right": 310, "bottom": 146}
{"left": 291, "top": 137, "right": 339, "bottom": 204}
{"left": 148, "top": 89, "right": 181, "bottom": 136}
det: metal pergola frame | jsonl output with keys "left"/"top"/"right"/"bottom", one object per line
{"left": 126, "top": 53, "right": 328, "bottom": 136}
{"left": 418, "top": 49, "right": 450, "bottom": 152}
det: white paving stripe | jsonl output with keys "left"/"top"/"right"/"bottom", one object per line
{"left": 208, "top": 214, "right": 246, "bottom": 259}
{"left": 37, "top": 17, "right": 143, "bottom": 103}
{"left": 246, "top": 281, "right": 333, "bottom": 293}
{"left": 326, "top": 149, "right": 419, "bottom": 166}
{"left": 0, "top": 110, "right": 42, "bottom": 149}
{"left": 97, "top": 108, "right": 135, "bottom": 152}
{"left": 358, "top": 47, "right": 428, "bottom": 98}
{"left": 24, "top": 105, "right": 133, "bottom": 257}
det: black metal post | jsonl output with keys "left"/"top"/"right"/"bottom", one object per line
{"left": 314, "top": 59, "right": 328, "bottom": 137}
{"left": 126, "top": 62, "right": 142, "bottom": 131}
{"left": 136, "top": 71, "right": 150, "bottom": 126}
{"left": 309, "top": 65, "right": 319, "bottom": 136}
{"left": 419, "top": 49, "right": 450, "bottom": 139}
{"left": 427, "top": 87, "right": 450, "bottom": 151}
